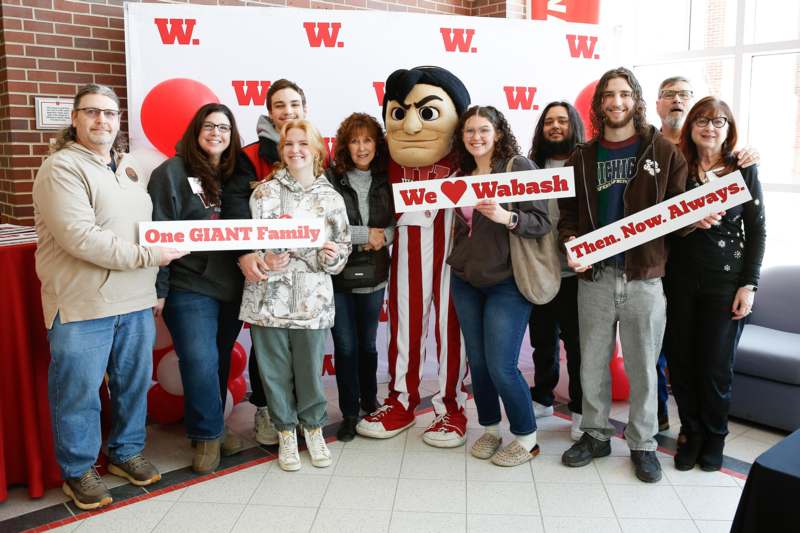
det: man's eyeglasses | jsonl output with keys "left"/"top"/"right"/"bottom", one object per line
{"left": 76, "top": 107, "right": 121, "bottom": 120}
{"left": 202, "top": 122, "right": 232, "bottom": 133}
{"left": 694, "top": 116, "right": 729, "bottom": 128}
{"left": 660, "top": 90, "right": 693, "bottom": 100}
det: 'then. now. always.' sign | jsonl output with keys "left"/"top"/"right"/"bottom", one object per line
{"left": 392, "top": 167, "right": 575, "bottom": 213}
{"left": 139, "top": 218, "right": 326, "bottom": 252}
{"left": 566, "top": 171, "right": 751, "bottom": 268}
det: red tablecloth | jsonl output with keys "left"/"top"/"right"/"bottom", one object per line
{"left": 0, "top": 243, "right": 62, "bottom": 501}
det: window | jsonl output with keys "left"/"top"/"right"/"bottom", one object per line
{"left": 628, "top": 0, "right": 800, "bottom": 267}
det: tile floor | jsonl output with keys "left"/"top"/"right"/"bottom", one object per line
{"left": 1, "top": 369, "right": 789, "bottom": 533}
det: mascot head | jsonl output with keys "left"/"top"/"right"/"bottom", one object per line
{"left": 382, "top": 66, "right": 470, "bottom": 168}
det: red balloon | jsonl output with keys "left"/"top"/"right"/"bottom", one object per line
{"left": 574, "top": 80, "right": 599, "bottom": 140}
{"left": 228, "top": 376, "right": 247, "bottom": 405}
{"left": 610, "top": 341, "right": 630, "bottom": 401}
{"left": 140, "top": 78, "right": 219, "bottom": 156}
{"left": 147, "top": 383, "right": 185, "bottom": 424}
{"left": 228, "top": 342, "right": 247, "bottom": 381}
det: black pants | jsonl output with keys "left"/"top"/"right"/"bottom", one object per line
{"left": 217, "top": 299, "right": 244, "bottom": 407}
{"left": 248, "top": 344, "right": 267, "bottom": 408}
{"left": 664, "top": 270, "right": 744, "bottom": 438}
{"left": 529, "top": 276, "right": 582, "bottom": 414}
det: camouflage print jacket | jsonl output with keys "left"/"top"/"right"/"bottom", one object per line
{"left": 239, "top": 168, "right": 352, "bottom": 329}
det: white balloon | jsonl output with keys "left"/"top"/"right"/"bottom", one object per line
{"left": 154, "top": 317, "right": 173, "bottom": 350}
{"left": 156, "top": 351, "right": 183, "bottom": 396}
{"left": 223, "top": 389, "right": 233, "bottom": 419}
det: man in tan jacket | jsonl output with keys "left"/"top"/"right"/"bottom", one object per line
{"left": 33, "top": 84, "right": 185, "bottom": 511}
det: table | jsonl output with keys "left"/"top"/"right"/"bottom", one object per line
{"left": 731, "top": 429, "right": 800, "bottom": 532}
{"left": 0, "top": 242, "right": 62, "bottom": 501}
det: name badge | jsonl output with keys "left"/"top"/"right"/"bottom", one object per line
{"left": 187, "top": 177, "right": 203, "bottom": 194}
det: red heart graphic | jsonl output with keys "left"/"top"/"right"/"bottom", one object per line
{"left": 440, "top": 180, "right": 467, "bottom": 205}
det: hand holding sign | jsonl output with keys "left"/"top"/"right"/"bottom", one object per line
{"left": 156, "top": 247, "right": 190, "bottom": 266}
{"left": 474, "top": 199, "right": 512, "bottom": 226}
{"left": 693, "top": 211, "right": 725, "bottom": 230}
{"left": 565, "top": 236, "right": 591, "bottom": 273}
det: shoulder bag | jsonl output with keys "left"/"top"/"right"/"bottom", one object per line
{"left": 505, "top": 156, "right": 562, "bottom": 304}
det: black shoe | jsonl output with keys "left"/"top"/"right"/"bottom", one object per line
{"left": 336, "top": 416, "right": 359, "bottom": 442}
{"left": 698, "top": 435, "right": 725, "bottom": 472}
{"left": 674, "top": 432, "right": 704, "bottom": 471}
{"left": 562, "top": 433, "right": 611, "bottom": 467}
{"left": 658, "top": 414, "right": 670, "bottom": 432}
{"left": 360, "top": 398, "right": 379, "bottom": 415}
{"left": 631, "top": 450, "right": 662, "bottom": 483}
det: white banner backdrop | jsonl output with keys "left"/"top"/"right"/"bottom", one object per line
{"left": 125, "top": 3, "right": 618, "bottom": 397}
{"left": 125, "top": 4, "right": 617, "bottom": 174}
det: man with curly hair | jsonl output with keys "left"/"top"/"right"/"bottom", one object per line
{"left": 557, "top": 68, "right": 687, "bottom": 483}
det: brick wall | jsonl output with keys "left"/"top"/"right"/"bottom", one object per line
{"left": 0, "top": 0, "right": 501, "bottom": 225}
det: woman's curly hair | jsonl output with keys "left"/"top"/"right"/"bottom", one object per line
{"left": 453, "top": 105, "right": 521, "bottom": 174}
{"left": 332, "top": 112, "right": 388, "bottom": 174}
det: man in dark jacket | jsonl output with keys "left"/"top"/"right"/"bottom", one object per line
{"left": 557, "top": 67, "right": 687, "bottom": 483}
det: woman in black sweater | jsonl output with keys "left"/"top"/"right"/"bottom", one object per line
{"left": 148, "top": 103, "right": 255, "bottom": 474}
{"left": 665, "top": 97, "right": 766, "bottom": 472}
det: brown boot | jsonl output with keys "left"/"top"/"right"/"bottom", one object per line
{"left": 193, "top": 439, "right": 221, "bottom": 474}
{"left": 221, "top": 429, "right": 244, "bottom": 457}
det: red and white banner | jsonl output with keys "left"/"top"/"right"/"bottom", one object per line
{"left": 139, "top": 218, "right": 325, "bottom": 252}
{"left": 392, "top": 167, "right": 575, "bottom": 213}
{"left": 124, "top": 4, "right": 617, "bottom": 179}
{"left": 565, "top": 172, "right": 751, "bottom": 268}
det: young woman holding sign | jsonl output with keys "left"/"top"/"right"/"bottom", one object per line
{"left": 664, "top": 97, "right": 766, "bottom": 472}
{"left": 239, "top": 119, "right": 351, "bottom": 471}
{"left": 325, "top": 113, "right": 394, "bottom": 441}
{"left": 148, "top": 103, "right": 256, "bottom": 474}
{"left": 447, "top": 105, "right": 551, "bottom": 467}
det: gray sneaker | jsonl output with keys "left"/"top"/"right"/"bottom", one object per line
{"left": 108, "top": 454, "right": 161, "bottom": 486}
{"left": 63, "top": 468, "right": 112, "bottom": 511}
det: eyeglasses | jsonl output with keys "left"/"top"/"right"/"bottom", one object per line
{"left": 659, "top": 90, "right": 694, "bottom": 100}
{"left": 202, "top": 122, "right": 232, "bottom": 133}
{"left": 694, "top": 116, "right": 729, "bottom": 128}
{"left": 76, "top": 107, "right": 120, "bottom": 120}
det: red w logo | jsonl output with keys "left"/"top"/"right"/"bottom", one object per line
{"left": 231, "top": 81, "right": 271, "bottom": 106}
{"left": 154, "top": 18, "right": 198, "bottom": 45}
{"left": 303, "top": 22, "right": 344, "bottom": 48}
{"left": 530, "top": 0, "right": 600, "bottom": 24}
{"left": 566, "top": 34, "right": 599, "bottom": 59}
{"left": 373, "top": 82, "right": 385, "bottom": 106}
{"left": 323, "top": 136, "right": 336, "bottom": 156}
{"left": 439, "top": 28, "right": 476, "bottom": 53}
{"left": 503, "top": 86, "right": 538, "bottom": 111}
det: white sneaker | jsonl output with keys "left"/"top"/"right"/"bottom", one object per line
{"left": 570, "top": 412, "right": 584, "bottom": 441}
{"left": 533, "top": 401, "right": 554, "bottom": 418}
{"left": 303, "top": 427, "right": 332, "bottom": 468}
{"left": 277, "top": 429, "right": 301, "bottom": 471}
{"left": 255, "top": 407, "right": 278, "bottom": 445}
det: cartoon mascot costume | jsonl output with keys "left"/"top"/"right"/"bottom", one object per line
{"left": 357, "top": 66, "right": 470, "bottom": 448}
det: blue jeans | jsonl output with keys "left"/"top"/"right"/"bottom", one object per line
{"left": 331, "top": 289, "right": 384, "bottom": 417}
{"left": 163, "top": 290, "right": 241, "bottom": 441}
{"left": 47, "top": 309, "right": 154, "bottom": 479}
{"left": 450, "top": 275, "right": 535, "bottom": 436}
{"left": 657, "top": 349, "right": 669, "bottom": 419}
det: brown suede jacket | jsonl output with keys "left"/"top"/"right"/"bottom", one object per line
{"left": 557, "top": 125, "right": 688, "bottom": 281}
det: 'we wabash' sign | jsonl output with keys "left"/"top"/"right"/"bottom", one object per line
{"left": 392, "top": 167, "right": 575, "bottom": 212}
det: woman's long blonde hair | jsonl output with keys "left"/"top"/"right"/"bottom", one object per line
{"left": 268, "top": 119, "right": 326, "bottom": 179}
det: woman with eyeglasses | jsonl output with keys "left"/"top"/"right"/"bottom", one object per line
{"left": 147, "top": 103, "right": 256, "bottom": 474}
{"left": 447, "top": 105, "right": 551, "bottom": 467}
{"left": 664, "top": 96, "right": 766, "bottom": 472}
